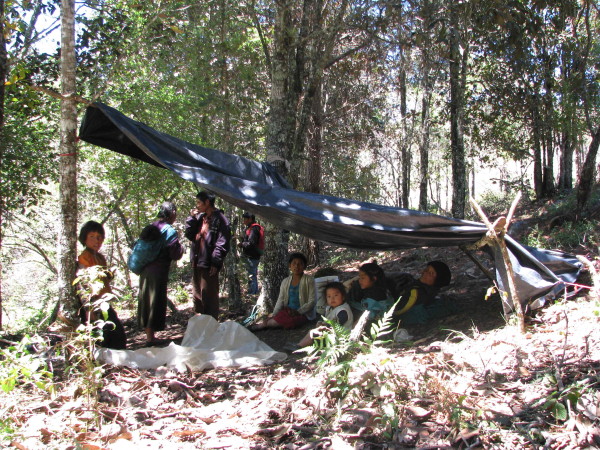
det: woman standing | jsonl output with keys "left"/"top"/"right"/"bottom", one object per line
{"left": 138, "top": 202, "right": 184, "bottom": 346}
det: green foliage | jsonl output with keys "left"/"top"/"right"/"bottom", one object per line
{"left": 0, "top": 417, "right": 16, "bottom": 444}
{"left": 524, "top": 220, "right": 600, "bottom": 251}
{"left": 475, "top": 188, "right": 532, "bottom": 218}
{"left": 542, "top": 375, "right": 590, "bottom": 422}
{"left": 1, "top": 86, "right": 58, "bottom": 216}
{"left": 304, "top": 302, "right": 399, "bottom": 403}
{"left": 69, "top": 266, "right": 113, "bottom": 423}
{"left": 0, "top": 336, "right": 53, "bottom": 394}
{"left": 363, "top": 305, "right": 397, "bottom": 347}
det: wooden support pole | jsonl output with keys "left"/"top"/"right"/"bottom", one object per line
{"left": 459, "top": 246, "right": 495, "bottom": 283}
{"left": 469, "top": 192, "right": 526, "bottom": 333}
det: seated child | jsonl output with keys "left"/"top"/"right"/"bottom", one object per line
{"left": 295, "top": 281, "right": 354, "bottom": 349}
{"left": 392, "top": 260, "right": 453, "bottom": 325}
{"left": 346, "top": 260, "right": 394, "bottom": 319}
{"left": 77, "top": 220, "right": 127, "bottom": 349}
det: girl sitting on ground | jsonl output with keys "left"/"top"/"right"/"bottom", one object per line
{"left": 250, "top": 252, "right": 315, "bottom": 331}
{"left": 346, "top": 260, "right": 394, "bottom": 319}
{"left": 291, "top": 281, "right": 353, "bottom": 350}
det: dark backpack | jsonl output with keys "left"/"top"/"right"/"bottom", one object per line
{"left": 127, "top": 225, "right": 164, "bottom": 275}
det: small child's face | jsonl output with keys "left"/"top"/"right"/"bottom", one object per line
{"left": 326, "top": 288, "right": 344, "bottom": 308}
{"left": 85, "top": 231, "right": 104, "bottom": 252}
{"left": 358, "top": 270, "right": 375, "bottom": 289}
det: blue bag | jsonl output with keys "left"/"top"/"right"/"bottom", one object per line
{"left": 127, "top": 224, "right": 176, "bottom": 275}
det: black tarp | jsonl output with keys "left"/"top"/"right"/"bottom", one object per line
{"left": 79, "top": 102, "right": 582, "bottom": 308}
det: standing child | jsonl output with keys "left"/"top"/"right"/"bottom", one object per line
{"left": 77, "top": 220, "right": 127, "bottom": 350}
{"left": 293, "top": 281, "right": 353, "bottom": 350}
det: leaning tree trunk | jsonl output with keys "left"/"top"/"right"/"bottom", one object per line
{"left": 55, "top": 0, "right": 79, "bottom": 324}
{"left": 576, "top": 125, "right": 600, "bottom": 213}
{"left": 0, "top": 0, "right": 6, "bottom": 329}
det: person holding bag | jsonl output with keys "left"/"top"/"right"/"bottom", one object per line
{"left": 137, "top": 202, "right": 184, "bottom": 346}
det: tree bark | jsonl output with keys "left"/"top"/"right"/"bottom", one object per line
{"left": 576, "top": 125, "right": 600, "bottom": 212}
{"left": 0, "top": 0, "right": 6, "bottom": 329}
{"left": 529, "top": 94, "right": 544, "bottom": 198}
{"left": 419, "top": 64, "right": 432, "bottom": 212}
{"left": 56, "top": 0, "right": 79, "bottom": 324}
{"left": 399, "top": 63, "right": 410, "bottom": 209}
{"left": 304, "top": 81, "right": 323, "bottom": 265}
{"left": 263, "top": 0, "right": 297, "bottom": 307}
{"left": 449, "top": 2, "right": 467, "bottom": 219}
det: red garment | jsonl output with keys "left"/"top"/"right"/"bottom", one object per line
{"left": 272, "top": 307, "right": 309, "bottom": 329}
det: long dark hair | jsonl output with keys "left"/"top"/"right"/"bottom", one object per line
{"left": 358, "top": 260, "right": 386, "bottom": 287}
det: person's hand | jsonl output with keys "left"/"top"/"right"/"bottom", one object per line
{"left": 209, "top": 266, "right": 218, "bottom": 277}
{"left": 190, "top": 208, "right": 199, "bottom": 216}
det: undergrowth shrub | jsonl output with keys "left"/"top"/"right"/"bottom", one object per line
{"left": 475, "top": 188, "right": 533, "bottom": 219}
{"left": 524, "top": 220, "right": 600, "bottom": 251}
{"left": 0, "top": 336, "right": 53, "bottom": 394}
{"left": 304, "top": 305, "right": 415, "bottom": 433}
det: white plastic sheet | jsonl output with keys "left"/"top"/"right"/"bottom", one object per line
{"left": 97, "top": 315, "right": 287, "bottom": 371}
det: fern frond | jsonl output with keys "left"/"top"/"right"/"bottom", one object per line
{"left": 368, "top": 300, "right": 399, "bottom": 344}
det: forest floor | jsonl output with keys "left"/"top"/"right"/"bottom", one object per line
{"left": 3, "top": 233, "right": 600, "bottom": 448}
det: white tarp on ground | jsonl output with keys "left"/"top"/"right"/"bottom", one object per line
{"left": 97, "top": 315, "right": 287, "bottom": 371}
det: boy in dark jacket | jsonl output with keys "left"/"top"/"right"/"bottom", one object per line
{"left": 185, "top": 191, "right": 231, "bottom": 319}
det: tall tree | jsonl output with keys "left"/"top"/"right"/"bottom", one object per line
{"left": 0, "top": 0, "right": 6, "bottom": 329}
{"left": 449, "top": 0, "right": 469, "bottom": 219}
{"left": 56, "top": 0, "right": 79, "bottom": 323}
{"left": 575, "top": 0, "right": 600, "bottom": 211}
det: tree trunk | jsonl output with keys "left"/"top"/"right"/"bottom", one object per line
{"left": 419, "top": 66, "right": 432, "bottom": 212}
{"left": 399, "top": 64, "right": 410, "bottom": 209}
{"left": 449, "top": 2, "right": 467, "bottom": 219}
{"left": 56, "top": 0, "right": 79, "bottom": 323}
{"left": 217, "top": 0, "right": 242, "bottom": 308}
{"left": 529, "top": 94, "right": 544, "bottom": 198}
{"left": 0, "top": 0, "right": 6, "bottom": 329}
{"left": 263, "top": 0, "right": 297, "bottom": 308}
{"left": 304, "top": 81, "right": 323, "bottom": 265}
{"left": 541, "top": 48, "right": 556, "bottom": 197}
{"left": 559, "top": 128, "right": 574, "bottom": 190}
{"left": 576, "top": 125, "right": 600, "bottom": 212}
